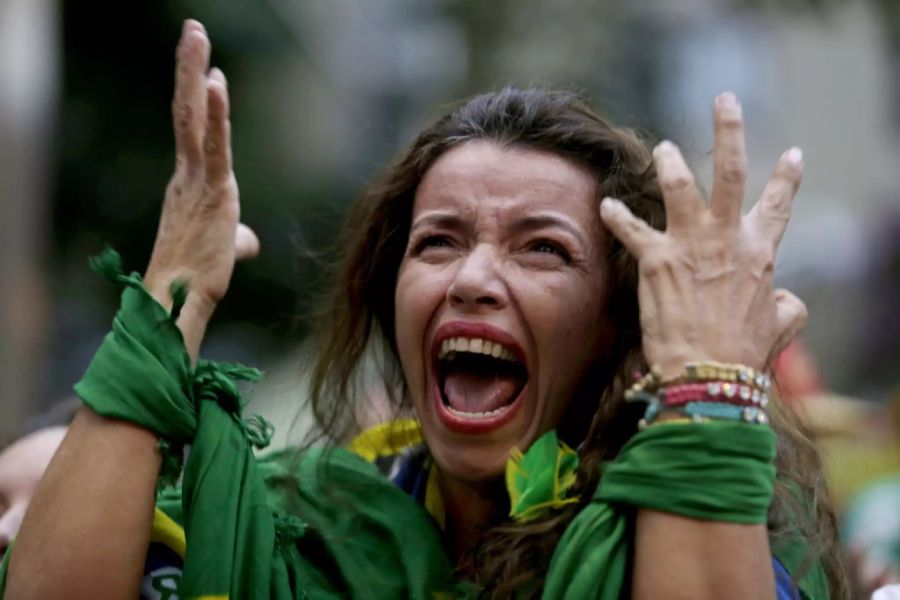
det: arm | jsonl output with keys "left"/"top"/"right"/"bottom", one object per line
{"left": 5, "top": 407, "right": 161, "bottom": 598}
{"left": 601, "top": 92, "right": 807, "bottom": 599}
{"left": 4, "top": 20, "right": 258, "bottom": 599}
{"left": 633, "top": 512, "right": 774, "bottom": 600}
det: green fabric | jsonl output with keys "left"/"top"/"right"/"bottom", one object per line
{"left": 771, "top": 478, "right": 832, "bottom": 600}
{"left": 506, "top": 430, "right": 579, "bottom": 522}
{"left": 0, "top": 250, "right": 828, "bottom": 599}
{"left": 73, "top": 251, "right": 463, "bottom": 599}
{"left": 543, "top": 422, "right": 778, "bottom": 599}
{"left": 0, "top": 539, "right": 11, "bottom": 598}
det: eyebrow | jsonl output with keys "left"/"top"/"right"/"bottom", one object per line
{"left": 409, "top": 213, "right": 470, "bottom": 233}
{"left": 410, "top": 212, "right": 587, "bottom": 245}
{"left": 508, "top": 215, "right": 587, "bottom": 246}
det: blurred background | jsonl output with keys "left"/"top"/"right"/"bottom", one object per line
{"left": 1, "top": 0, "right": 899, "bottom": 577}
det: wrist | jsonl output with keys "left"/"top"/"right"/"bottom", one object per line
{"left": 175, "top": 295, "right": 215, "bottom": 363}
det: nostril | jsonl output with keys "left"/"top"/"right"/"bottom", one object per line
{"left": 449, "top": 292, "right": 499, "bottom": 307}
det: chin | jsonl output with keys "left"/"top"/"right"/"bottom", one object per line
{"left": 416, "top": 390, "right": 540, "bottom": 483}
{"left": 429, "top": 440, "right": 515, "bottom": 483}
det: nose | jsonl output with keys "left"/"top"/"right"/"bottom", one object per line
{"left": 447, "top": 243, "right": 508, "bottom": 310}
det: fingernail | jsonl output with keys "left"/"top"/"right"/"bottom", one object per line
{"left": 600, "top": 197, "right": 621, "bottom": 214}
{"left": 183, "top": 19, "right": 206, "bottom": 35}
{"left": 654, "top": 140, "right": 676, "bottom": 155}
{"left": 785, "top": 147, "right": 803, "bottom": 165}
{"left": 717, "top": 92, "right": 738, "bottom": 108}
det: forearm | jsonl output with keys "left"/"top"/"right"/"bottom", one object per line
{"left": 632, "top": 509, "right": 775, "bottom": 600}
{"left": 5, "top": 406, "right": 161, "bottom": 599}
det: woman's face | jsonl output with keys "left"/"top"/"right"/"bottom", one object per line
{"left": 394, "top": 141, "right": 614, "bottom": 482}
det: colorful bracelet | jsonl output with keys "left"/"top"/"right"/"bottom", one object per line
{"left": 680, "top": 361, "right": 771, "bottom": 393}
{"left": 662, "top": 381, "right": 769, "bottom": 408}
{"left": 626, "top": 361, "right": 771, "bottom": 402}
{"left": 682, "top": 401, "right": 769, "bottom": 425}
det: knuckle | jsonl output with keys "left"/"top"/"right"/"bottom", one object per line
{"left": 762, "top": 190, "right": 793, "bottom": 220}
{"left": 717, "top": 113, "right": 743, "bottom": 131}
{"left": 718, "top": 158, "right": 747, "bottom": 185}
{"left": 173, "top": 102, "right": 194, "bottom": 131}
{"left": 660, "top": 172, "right": 695, "bottom": 194}
{"left": 748, "top": 243, "right": 775, "bottom": 273}
{"left": 640, "top": 252, "right": 669, "bottom": 278}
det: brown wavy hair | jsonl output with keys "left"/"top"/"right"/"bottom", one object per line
{"left": 305, "top": 87, "right": 848, "bottom": 598}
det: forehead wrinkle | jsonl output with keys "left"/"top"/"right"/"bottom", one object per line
{"left": 414, "top": 141, "right": 599, "bottom": 237}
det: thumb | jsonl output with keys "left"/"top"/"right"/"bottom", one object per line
{"left": 770, "top": 288, "right": 808, "bottom": 362}
{"left": 235, "top": 222, "right": 260, "bottom": 261}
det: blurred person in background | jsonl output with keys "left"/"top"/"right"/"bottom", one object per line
{"left": 1, "top": 19, "right": 850, "bottom": 600}
{"left": 0, "top": 397, "right": 77, "bottom": 559}
{"left": 774, "top": 339, "right": 900, "bottom": 597}
{"left": 0, "top": 427, "right": 66, "bottom": 560}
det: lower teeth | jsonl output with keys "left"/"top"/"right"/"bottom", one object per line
{"left": 446, "top": 405, "right": 508, "bottom": 418}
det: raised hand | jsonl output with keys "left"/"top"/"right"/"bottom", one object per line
{"left": 144, "top": 20, "right": 259, "bottom": 358}
{"left": 600, "top": 92, "right": 807, "bottom": 379}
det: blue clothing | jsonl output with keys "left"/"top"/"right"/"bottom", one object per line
{"left": 774, "top": 556, "right": 802, "bottom": 600}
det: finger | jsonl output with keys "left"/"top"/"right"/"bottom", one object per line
{"left": 173, "top": 20, "right": 211, "bottom": 168}
{"left": 599, "top": 197, "right": 662, "bottom": 260}
{"left": 770, "top": 289, "right": 808, "bottom": 361}
{"left": 653, "top": 141, "right": 705, "bottom": 235}
{"left": 746, "top": 147, "right": 804, "bottom": 250}
{"left": 207, "top": 65, "right": 226, "bottom": 87}
{"left": 709, "top": 92, "right": 748, "bottom": 225}
{"left": 205, "top": 68, "right": 231, "bottom": 184}
{"left": 235, "top": 223, "right": 260, "bottom": 261}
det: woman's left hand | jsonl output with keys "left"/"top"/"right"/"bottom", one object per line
{"left": 600, "top": 92, "right": 807, "bottom": 379}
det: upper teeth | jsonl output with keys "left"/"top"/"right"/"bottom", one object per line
{"left": 438, "top": 337, "right": 518, "bottom": 361}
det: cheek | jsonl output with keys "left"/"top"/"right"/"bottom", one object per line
{"left": 526, "top": 277, "right": 608, "bottom": 348}
{"left": 393, "top": 262, "right": 450, "bottom": 387}
{"left": 522, "top": 273, "right": 613, "bottom": 391}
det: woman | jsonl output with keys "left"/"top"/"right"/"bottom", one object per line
{"left": 3, "top": 20, "right": 846, "bottom": 599}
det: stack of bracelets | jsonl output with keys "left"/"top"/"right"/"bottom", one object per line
{"left": 625, "top": 361, "right": 773, "bottom": 429}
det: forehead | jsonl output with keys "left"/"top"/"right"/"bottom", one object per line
{"left": 414, "top": 141, "right": 598, "bottom": 224}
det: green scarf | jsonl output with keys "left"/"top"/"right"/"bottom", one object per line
{"left": 0, "top": 251, "right": 828, "bottom": 599}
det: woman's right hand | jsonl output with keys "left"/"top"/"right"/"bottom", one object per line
{"left": 144, "top": 20, "right": 259, "bottom": 358}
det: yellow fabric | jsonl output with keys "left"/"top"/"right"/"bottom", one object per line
{"left": 150, "top": 507, "right": 187, "bottom": 559}
{"left": 424, "top": 463, "right": 446, "bottom": 530}
{"left": 348, "top": 419, "right": 447, "bottom": 529}
{"left": 347, "top": 418, "right": 423, "bottom": 462}
{"left": 149, "top": 509, "right": 229, "bottom": 599}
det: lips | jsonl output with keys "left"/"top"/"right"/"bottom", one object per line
{"left": 430, "top": 321, "right": 529, "bottom": 434}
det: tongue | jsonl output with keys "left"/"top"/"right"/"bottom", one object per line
{"left": 443, "top": 372, "right": 519, "bottom": 413}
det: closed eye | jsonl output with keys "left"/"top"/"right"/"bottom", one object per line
{"left": 528, "top": 239, "right": 572, "bottom": 264}
{"left": 411, "top": 234, "right": 455, "bottom": 256}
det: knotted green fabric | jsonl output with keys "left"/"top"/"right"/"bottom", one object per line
{"left": 543, "top": 422, "right": 777, "bottom": 599}
{"left": 0, "top": 251, "right": 828, "bottom": 599}
{"left": 506, "top": 430, "right": 579, "bottom": 522}
{"left": 72, "top": 251, "right": 464, "bottom": 599}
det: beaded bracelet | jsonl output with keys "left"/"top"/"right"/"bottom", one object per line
{"left": 638, "top": 398, "right": 769, "bottom": 429}
{"left": 682, "top": 401, "right": 769, "bottom": 425}
{"left": 681, "top": 361, "right": 771, "bottom": 393}
{"left": 662, "top": 381, "right": 769, "bottom": 408}
{"left": 628, "top": 362, "right": 772, "bottom": 429}
{"left": 626, "top": 361, "right": 771, "bottom": 401}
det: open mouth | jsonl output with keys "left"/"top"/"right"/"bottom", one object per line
{"left": 432, "top": 331, "right": 529, "bottom": 433}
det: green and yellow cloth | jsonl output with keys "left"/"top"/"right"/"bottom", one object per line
{"left": 0, "top": 251, "right": 828, "bottom": 598}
